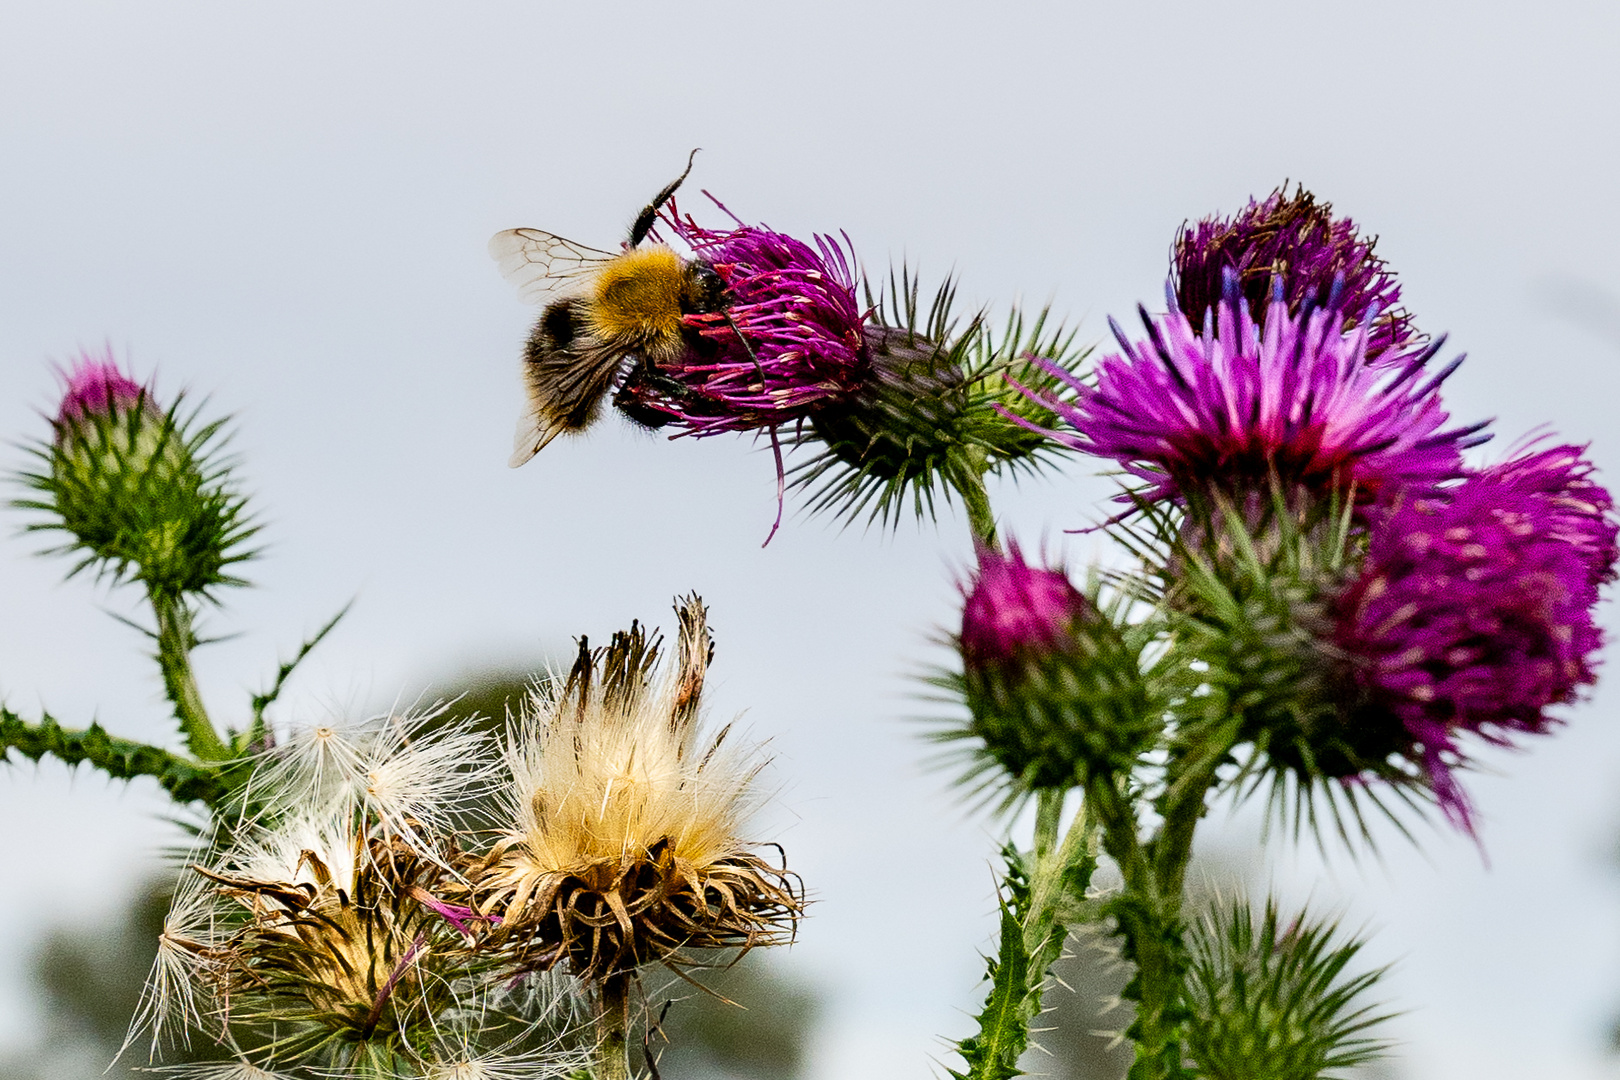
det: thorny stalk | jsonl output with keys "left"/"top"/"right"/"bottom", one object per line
{"left": 151, "top": 589, "right": 230, "bottom": 761}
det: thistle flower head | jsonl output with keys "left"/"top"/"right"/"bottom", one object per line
{"left": 18, "top": 349, "right": 257, "bottom": 598}
{"left": 1474, "top": 442, "right": 1619, "bottom": 599}
{"left": 1185, "top": 895, "right": 1394, "bottom": 1080}
{"left": 180, "top": 809, "right": 476, "bottom": 1064}
{"left": 1021, "top": 284, "right": 1485, "bottom": 512}
{"left": 797, "top": 269, "right": 1087, "bottom": 530}
{"left": 961, "top": 541, "right": 1092, "bottom": 668}
{"left": 949, "top": 544, "right": 1154, "bottom": 794}
{"left": 613, "top": 202, "right": 868, "bottom": 436}
{"left": 1173, "top": 184, "right": 1416, "bottom": 356}
{"left": 1331, "top": 458, "right": 1611, "bottom": 830}
{"left": 463, "top": 596, "right": 801, "bottom": 983}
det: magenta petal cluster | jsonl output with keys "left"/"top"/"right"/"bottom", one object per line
{"left": 1477, "top": 443, "right": 1620, "bottom": 600}
{"left": 1173, "top": 185, "right": 1416, "bottom": 356}
{"left": 1333, "top": 455, "right": 1613, "bottom": 830}
{"left": 625, "top": 206, "right": 870, "bottom": 436}
{"left": 56, "top": 350, "right": 148, "bottom": 425}
{"left": 1020, "top": 288, "right": 1485, "bottom": 508}
{"left": 960, "top": 542, "right": 1091, "bottom": 669}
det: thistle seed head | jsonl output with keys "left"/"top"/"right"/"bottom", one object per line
{"left": 462, "top": 596, "right": 802, "bottom": 983}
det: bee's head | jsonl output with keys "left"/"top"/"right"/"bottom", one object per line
{"left": 680, "top": 261, "right": 728, "bottom": 316}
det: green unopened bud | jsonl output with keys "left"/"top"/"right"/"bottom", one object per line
{"left": 22, "top": 352, "right": 256, "bottom": 597}
{"left": 957, "top": 544, "right": 1154, "bottom": 790}
{"left": 1185, "top": 895, "right": 1394, "bottom": 1080}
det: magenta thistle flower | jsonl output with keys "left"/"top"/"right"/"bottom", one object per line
{"left": 615, "top": 203, "right": 869, "bottom": 436}
{"left": 55, "top": 350, "right": 150, "bottom": 427}
{"left": 1020, "top": 284, "right": 1487, "bottom": 510}
{"left": 1332, "top": 462, "right": 1611, "bottom": 830}
{"left": 955, "top": 543, "right": 1153, "bottom": 789}
{"left": 1173, "top": 185, "right": 1416, "bottom": 357}
{"left": 960, "top": 541, "right": 1091, "bottom": 669}
{"left": 1474, "top": 443, "right": 1619, "bottom": 601}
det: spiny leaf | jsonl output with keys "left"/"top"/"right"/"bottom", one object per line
{"left": 1, "top": 705, "right": 227, "bottom": 807}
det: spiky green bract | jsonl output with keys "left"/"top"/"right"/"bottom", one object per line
{"left": 1165, "top": 492, "right": 1436, "bottom": 846}
{"left": 1184, "top": 897, "right": 1394, "bottom": 1080}
{"left": 16, "top": 389, "right": 258, "bottom": 601}
{"left": 793, "top": 266, "right": 1088, "bottom": 531}
{"left": 952, "top": 802, "right": 1098, "bottom": 1080}
{"left": 939, "top": 572, "right": 1159, "bottom": 805}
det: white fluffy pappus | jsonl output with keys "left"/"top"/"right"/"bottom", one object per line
{"left": 496, "top": 671, "right": 768, "bottom": 883}
{"left": 246, "top": 704, "right": 494, "bottom": 858}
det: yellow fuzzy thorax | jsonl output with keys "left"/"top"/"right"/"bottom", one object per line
{"left": 588, "top": 245, "right": 687, "bottom": 354}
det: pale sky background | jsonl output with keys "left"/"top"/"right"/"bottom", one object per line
{"left": 3, "top": 2, "right": 1620, "bottom": 1078}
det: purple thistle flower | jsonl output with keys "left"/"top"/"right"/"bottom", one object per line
{"left": 960, "top": 541, "right": 1092, "bottom": 669}
{"left": 1173, "top": 185, "right": 1416, "bottom": 357}
{"left": 956, "top": 542, "right": 1153, "bottom": 789}
{"left": 1018, "top": 286, "right": 1487, "bottom": 510}
{"left": 55, "top": 350, "right": 149, "bottom": 426}
{"left": 1332, "top": 463, "right": 1610, "bottom": 830}
{"left": 618, "top": 202, "right": 870, "bottom": 436}
{"left": 1475, "top": 443, "right": 1619, "bottom": 600}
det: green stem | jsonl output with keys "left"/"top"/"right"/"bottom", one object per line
{"left": 151, "top": 591, "right": 229, "bottom": 761}
{"left": 953, "top": 795, "right": 1098, "bottom": 1080}
{"left": 1086, "top": 774, "right": 1186, "bottom": 1080}
{"left": 1025, "top": 794, "right": 1093, "bottom": 963}
{"left": 1032, "top": 788, "right": 1063, "bottom": 860}
{"left": 959, "top": 468, "right": 998, "bottom": 547}
{"left": 595, "top": 975, "right": 633, "bottom": 1080}
{"left": 0, "top": 706, "right": 226, "bottom": 806}
{"left": 1087, "top": 718, "right": 1241, "bottom": 1080}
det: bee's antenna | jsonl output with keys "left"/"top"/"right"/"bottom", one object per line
{"left": 628, "top": 148, "right": 701, "bottom": 247}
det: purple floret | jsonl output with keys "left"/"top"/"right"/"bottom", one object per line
{"left": 1477, "top": 443, "right": 1619, "bottom": 601}
{"left": 960, "top": 542, "right": 1091, "bottom": 670}
{"left": 1173, "top": 185, "right": 1416, "bottom": 357}
{"left": 56, "top": 350, "right": 148, "bottom": 425}
{"left": 1333, "top": 460, "right": 1612, "bottom": 830}
{"left": 1018, "top": 286, "right": 1486, "bottom": 511}
{"left": 626, "top": 204, "right": 869, "bottom": 435}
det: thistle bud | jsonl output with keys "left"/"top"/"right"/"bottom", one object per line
{"left": 801, "top": 303, "right": 1077, "bottom": 528}
{"left": 22, "top": 350, "right": 256, "bottom": 598}
{"left": 957, "top": 543, "right": 1153, "bottom": 790}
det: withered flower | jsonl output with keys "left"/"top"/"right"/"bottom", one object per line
{"left": 186, "top": 813, "right": 478, "bottom": 1069}
{"left": 462, "top": 595, "right": 802, "bottom": 1079}
{"left": 467, "top": 596, "right": 801, "bottom": 982}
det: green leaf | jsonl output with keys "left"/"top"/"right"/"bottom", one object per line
{"left": 1, "top": 705, "right": 226, "bottom": 807}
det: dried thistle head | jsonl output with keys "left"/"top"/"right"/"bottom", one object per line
{"left": 465, "top": 595, "right": 802, "bottom": 984}
{"left": 187, "top": 813, "right": 478, "bottom": 1064}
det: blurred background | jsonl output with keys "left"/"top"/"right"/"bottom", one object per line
{"left": 2, "top": 2, "right": 1618, "bottom": 1077}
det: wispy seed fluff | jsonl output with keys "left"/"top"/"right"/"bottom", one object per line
{"left": 463, "top": 595, "right": 801, "bottom": 983}
{"left": 245, "top": 706, "right": 493, "bottom": 856}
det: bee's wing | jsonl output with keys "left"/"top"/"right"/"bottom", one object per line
{"left": 509, "top": 411, "right": 561, "bottom": 467}
{"left": 489, "top": 228, "right": 616, "bottom": 307}
{"left": 508, "top": 326, "right": 628, "bottom": 468}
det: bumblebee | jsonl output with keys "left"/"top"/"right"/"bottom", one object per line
{"left": 490, "top": 155, "right": 728, "bottom": 466}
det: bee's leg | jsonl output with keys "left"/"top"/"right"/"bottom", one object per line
{"left": 628, "top": 148, "right": 701, "bottom": 248}
{"left": 722, "top": 311, "right": 767, "bottom": 385}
